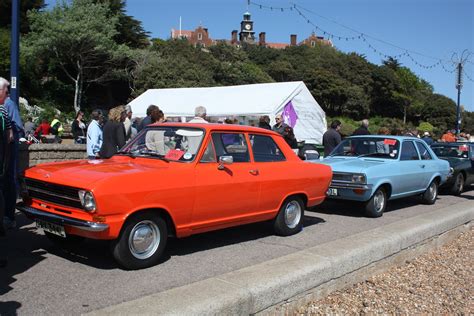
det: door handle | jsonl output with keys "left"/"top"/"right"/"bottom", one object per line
{"left": 420, "top": 164, "right": 426, "bottom": 168}
{"left": 249, "top": 169, "right": 259, "bottom": 175}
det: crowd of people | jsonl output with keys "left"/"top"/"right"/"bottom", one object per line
{"left": 322, "top": 118, "right": 473, "bottom": 156}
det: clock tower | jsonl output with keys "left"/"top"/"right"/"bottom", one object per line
{"left": 239, "top": 11, "right": 255, "bottom": 43}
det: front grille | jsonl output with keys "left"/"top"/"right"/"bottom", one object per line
{"left": 25, "top": 178, "right": 83, "bottom": 209}
{"left": 332, "top": 173, "right": 353, "bottom": 182}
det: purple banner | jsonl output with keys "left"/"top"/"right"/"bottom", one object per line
{"left": 282, "top": 100, "right": 298, "bottom": 128}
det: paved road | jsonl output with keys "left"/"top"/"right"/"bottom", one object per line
{"left": 1, "top": 188, "right": 473, "bottom": 315}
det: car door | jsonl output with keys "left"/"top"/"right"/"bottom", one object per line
{"left": 469, "top": 145, "right": 474, "bottom": 184}
{"left": 398, "top": 141, "right": 423, "bottom": 193}
{"left": 192, "top": 132, "right": 260, "bottom": 231}
{"left": 248, "top": 133, "right": 288, "bottom": 214}
{"left": 415, "top": 141, "right": 435, "bottom": 186}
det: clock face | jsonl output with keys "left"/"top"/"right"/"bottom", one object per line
{"left": 245, "top": 24, "right": 251, "bottom": 30}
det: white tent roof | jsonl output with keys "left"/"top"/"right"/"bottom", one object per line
{"left": 128, "top": 81, "right": 326, "bottom": 144}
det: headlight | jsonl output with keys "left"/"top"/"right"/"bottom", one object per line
{"left": 351, "top": 174, "right": 367, "bottom": 184}
{"left": 78, "top": 190, "right": 96, "bottom": 212}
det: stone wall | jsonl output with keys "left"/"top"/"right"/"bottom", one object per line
{"left": 19, "top": 143, "right": 87, "bottom": 170}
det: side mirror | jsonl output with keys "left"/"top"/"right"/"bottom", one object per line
{"left": 218, "top": 156, "right": 233, "bottom": 170}
{"left": 304, "top": 149, "right": 320, "bottom": 161}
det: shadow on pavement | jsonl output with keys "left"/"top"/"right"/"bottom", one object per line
{"left": 5, "top": 211, "right": 325, "bottom": 272}
{"left": 0, "top": 213, "right": 47, "bottom": 315}
{"left": 313, "top": 196, "right": 427, "bottom": 218}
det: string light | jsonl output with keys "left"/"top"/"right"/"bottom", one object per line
{"left": 250, "top": 0, "right": 463, "bottom": 74}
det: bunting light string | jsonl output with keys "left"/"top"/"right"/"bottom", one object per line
{"left": 250, "top": 0, "right": 459, "bottom": 72}
{"left": 249, "top": 1, "right": 293, "bottom": 11}
{"left": 441, "top": 62, "right": 457, "bottom": 74}
{"left": 463, "top": 70, "right": 474, "bottom": 83}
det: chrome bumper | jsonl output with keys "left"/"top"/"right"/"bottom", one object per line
{"left": 330, "top": 182, "right": 372, "bottom": 190}
{"left": 16, "top": 203, "right": 109, "bottom": 232}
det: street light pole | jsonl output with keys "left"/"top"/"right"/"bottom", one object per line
{"left": 10, "top": 0, "right": 20, "bottom": 106}
{"left": 455, "top": 62, "right": 462, "bottom": 135}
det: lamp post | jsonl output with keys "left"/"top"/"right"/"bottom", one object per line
{"left": 452, "top": 50, "right": 472, "bottom": 135}
{"left": 10, "top": 0, "right": 20, "bottom": 106}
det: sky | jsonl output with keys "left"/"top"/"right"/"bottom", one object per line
{"left": 46, "top": 0, "right": 474, "bottom": 112}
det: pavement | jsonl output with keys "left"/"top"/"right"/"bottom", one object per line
{"left": 87, "top": 200, "right": 474, "bottom": 315}
{"left": 0, "top": 190, "right": 473, "bottom": 315}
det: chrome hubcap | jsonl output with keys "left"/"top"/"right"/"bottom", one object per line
{"left": 429, "top": 182, "right": 437, "bottom": 200}
{"left": 284, "top": 201, "right": 302, "bottom": 229}
{"left": 456, "top": 175, "right": 464, "bottom": 192}
{"left": 129, "top": 220, "right": 160, "bottom": 260}
{"left": 374, "top": 190, "right": 385, "bottom": 212}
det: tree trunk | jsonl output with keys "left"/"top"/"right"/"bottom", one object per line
{"left": 403, "top": 105, "right": 407, "bottom": 125}
{"left": 73, "top": 65, "right": 82, "bottom": 113}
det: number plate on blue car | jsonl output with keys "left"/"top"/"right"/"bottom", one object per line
{"left": 36, "top": 219, "right": 66, "bottom": 238}
{"left": 326, "top": 188, "right": 338, "bottom": 196}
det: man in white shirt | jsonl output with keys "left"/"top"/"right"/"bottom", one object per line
{"left": 188, "top": 106, "right": 208, "bottom": 123}
{"left": 86, "top": 110, "right": 103, "bottom": 159}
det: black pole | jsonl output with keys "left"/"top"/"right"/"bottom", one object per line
{"left": 10, "top": 0, "right": 20, "bottom": 106}
{"left": 455, "top": 62, "right": 462, "bottom": 134}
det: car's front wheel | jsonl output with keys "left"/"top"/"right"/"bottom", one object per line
{"left": 364, "top": 187, "right": 386, "bottom": 218}
{"left": 273, "top": 196, "right": 304, "bottom": 236}
{"left": 111, "top": 212, "right": 168, "bottom": 270}
{"left": 450, "top": 173, "right": 465, "bottom": 196}
{"left": 422, "top": 180, "right": 438, "bottom": 204}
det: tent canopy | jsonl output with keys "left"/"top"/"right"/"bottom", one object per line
{"left": 128, "top": 81, "right": 326, "bottom": 144}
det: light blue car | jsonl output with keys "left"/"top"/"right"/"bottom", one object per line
{"left": 319, "top": 135, "right": 451, "bottom": 217}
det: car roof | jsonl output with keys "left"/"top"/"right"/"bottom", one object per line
{"left": 432, "top": 142, "right": 473, "bottom": 145}
{"left": 146, "top": 122, "right": 281, "bottom": 136}
{"left": 348, "top": 135, "right": 420, "bottom": 141}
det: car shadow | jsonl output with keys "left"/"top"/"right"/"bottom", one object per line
{"left": 313, "top": 196, "right": 425, "bottom": 218}
{"left": 11, "top": 212, "right": 325, "bottom": 271}
{"left": 0, "top": 214, "right": 48, "bottom": 315}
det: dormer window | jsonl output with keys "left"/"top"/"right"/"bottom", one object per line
{"left": 198, "top": 33, "right": 203, "bottom": 40}
{"left": 311, "top": 41, "right": 315, "bottom": 47}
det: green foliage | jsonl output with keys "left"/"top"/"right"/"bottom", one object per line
{"left": 0, "top": 0, "right": 45, "bottom": 33}
{"left": 417, "top": 121, "right": 434, "bottom": 133}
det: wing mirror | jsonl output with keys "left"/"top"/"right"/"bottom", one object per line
{"left": 218, "top": 156, "right": 233, "bottom": 170}
{"left": 303, "top": 149, "right": 320, "bottom": 161}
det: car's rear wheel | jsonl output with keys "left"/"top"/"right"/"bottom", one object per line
{"left": 45, "top": 232, "right": 84, "bottom": 248}
{"left": 273, "top": 196, "right": 304, "bottom": 236}
{"left": 422, "top": 180, "right": 438, "bottom": 205}
{"left": 111, "top": 212, "right": 167, "bottom": 270}
{"left": 450, "top": 173, "right": 465, "bottom": 196}
{"left": 364, "top": 187, "right": 386, "bottom": 218}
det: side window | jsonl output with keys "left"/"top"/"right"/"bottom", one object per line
{"left": 211, "top": 133, "right": 250, "bottom": 163}
{"left": 400, "top": 141, "right": 419, "bottom": 161}
{"left": 200, "top": 141, "right": 216, "bottom": 163}
{"left": 415, "top": 142, "right": 432, "bottom": 160}
{"left": 249, "top": 134, "right": 286, "bottom": 162}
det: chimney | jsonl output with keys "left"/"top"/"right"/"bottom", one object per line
{"left": 231, "top": 30, "right": 238, "bottom": 44}
{"left": 290, "top": 34, "right": 297, "bottom": 46}
{"left": 259, "top": 32, "right": 266, "bottom": 46}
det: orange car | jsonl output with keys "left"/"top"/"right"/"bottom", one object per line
{"left": 17, "top": 123, "right": 332, "bottom": 269}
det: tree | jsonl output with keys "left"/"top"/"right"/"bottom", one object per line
{"left": 25, "top": 0, "right": 128, "bottom": 112}
{"left": 382, "top": 57, "right": 401, "bottom": 71}
{"left": 0, "top": 0, "right": 45, "bottom": 33}
{"left": 393, "top": 67, "right": 422, "bottom": 124}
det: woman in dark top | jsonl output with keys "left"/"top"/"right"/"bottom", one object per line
{"left": 71, "top": 111, "right": 86, "bottom": 144}
{"left": 283, "top": 126, "right": 298, "bottom": 149}
{"left": 99, "top": 105, "right": 126, "bottom": 159}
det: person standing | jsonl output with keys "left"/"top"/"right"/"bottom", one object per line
{"left": 421, "top": 132, "right": 434, "bottom": 145}
{"left": 272, "top": 113, "right": 288, "bottom": 136}
{"left": 138, "top": 104, "right": 159, "bottom": 131}
{"left": 352, "top": 119, "right": 370, "bottom": 136}
{"left": 123, "top": 105, "right": 133, "bottom": 141}
{"left": 86, "top": 109, "right": 103, "bottom": 159}
{"left": 99, "top": 106, "right": 126, "bottom": 159}
{"left": 0, "top": 102, "right": 13, "bottom": 267}
{"left": 258, "top": 115, "right": 272, "bottom": 130}
{"left": 323, "top": 120, "right": 342, "bottom": 156}
{"left": 0, "top": 77, "right": 23, "bottom": 229}
{"left": 71, "top": 111, "right": 87, "bottom": 144}
{"left": 24, "top": 117, "right": 36, "bottom": 137}
{"left": 441, "top": 129, "right": 456, "bottom": 142}
{"left": 188, "top": 106, "right": 209, "bottom": 123}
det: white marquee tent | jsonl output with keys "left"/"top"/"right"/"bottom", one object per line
{"left": 128, "top": 81, "right": 327, "bottom": 144}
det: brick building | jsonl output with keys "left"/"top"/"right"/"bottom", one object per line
{"left": 170, "top": 11, "right": 333, "bottom": 49}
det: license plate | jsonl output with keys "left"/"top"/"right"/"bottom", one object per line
{"left": 327, "top": 188, "right": 338, "bottom": 196}
{"left": 36, "top": 219, "right": 66, "bottom": 238}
